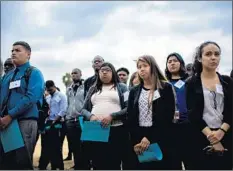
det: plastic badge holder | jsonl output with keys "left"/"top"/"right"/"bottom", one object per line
{"left": 138, "top": 143, "right": 163, "bottom": 163}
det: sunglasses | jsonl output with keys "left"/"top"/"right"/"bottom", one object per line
{"left": 203, "top": 145, "right": 228, "bottom": 156}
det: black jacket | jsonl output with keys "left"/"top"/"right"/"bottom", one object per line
{"left": 127, "top": 82, "right": 175, "bottom": 149}
{"left": 84, "top": 75, "right": 97, "bottom": 98}
{"left": 186, "top": 73, "right": 232, "bottom": 132}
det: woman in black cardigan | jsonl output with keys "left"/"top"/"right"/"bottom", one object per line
{"left": 186, "top": 41, "right": 232, "bottom": 170}
{"left": 127, "top": 55, "right": 176, "bottom": 170}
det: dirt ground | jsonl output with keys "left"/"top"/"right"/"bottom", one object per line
{"left": 33, "top": 136, "right": 74, "bottom": 170}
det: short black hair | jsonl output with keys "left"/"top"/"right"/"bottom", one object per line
{"left": 45, "top": 80, "right": 55, "bottom": 88}
{"left": 13, "top": 41, "right": 31, "bottom": 52}
{"left": 117, "top": 67, "right": 129, "bottom": 75}
{"left": 230, "top": 70, "right": 233, "bottom": 79}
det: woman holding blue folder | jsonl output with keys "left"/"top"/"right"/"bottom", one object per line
{"left": 81, "top": 62, "right": 131, "bottom": 170}
{"left": 127, "top": 55, "right": 176, "bottom": 170}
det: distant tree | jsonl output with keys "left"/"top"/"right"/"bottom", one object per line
{"left": 62, "top": 72, "right": 72, "bottom": 88}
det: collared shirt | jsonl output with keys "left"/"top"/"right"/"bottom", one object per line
{"left": 66, "top": 82, "right": 84, "bottom": 120}
{"left": 46, "top": 90, "right": 67, "bottom": 121}
{"left": 0, "top": 62, "right": 44, "bottom": 120}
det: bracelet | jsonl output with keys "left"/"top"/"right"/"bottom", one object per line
{"left": 220, "top": 128, "right": 227, "bottom": 133}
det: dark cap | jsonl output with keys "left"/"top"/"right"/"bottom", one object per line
{"left": 13, "top": 41, "right": 31, "bottom": 52}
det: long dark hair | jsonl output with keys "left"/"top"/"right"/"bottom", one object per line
{"left": 94, "top": 62, "right": 119, "bottom": 94}
{"left": 193, "top": 41, "right": 221, "bottom": 75}
{"left": 165, "top": 53, "right": 188, "bottom": 81}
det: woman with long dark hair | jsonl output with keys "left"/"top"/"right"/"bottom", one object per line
{"left": 165, "top": 52, "right": 193, "bottom": 169}
{"left": 81, "top": 62, "right": 130, "bottom": 170}
{"left": 127, "top": 55, "right": 176, "bottom": 170}
{"left": 186, "top": 41, "right": 232, "bottom": 169}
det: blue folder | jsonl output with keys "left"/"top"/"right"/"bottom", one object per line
{"left": 138, "top": 143, "right": 163, "bottom": 163}
{"left": 0, "top": 119, "right": 24, "bottom": 153}
{"left": 79, "top": 117, "right": 110, "bottom": 142}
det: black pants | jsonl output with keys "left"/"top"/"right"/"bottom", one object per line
{"left": 38, "top": 133, "right": 50, "bottom": 169}
{"left": 0, "top": 146, "right": 33, "bottom": 170}
{"left": 190, "top": 127, "right": 232, "bottom": 170}
{"left": 89, "top": 125, "right": 131, "bottom": 170}
{"left": 40, "top": 126, "right": 64, "bottom": 170}
{"left": 66, "top": 120, "right": 89, "bottom": 170}
{"left": 169, "top": 122, "right": 194, "bottom": 170}
{"left": 60, "top": 122, "right": 72, "bottom": 159}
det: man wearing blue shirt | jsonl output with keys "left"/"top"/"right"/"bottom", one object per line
{"left": 0, "top": 41, "right": 44, "bottom": 169}
{"left": 43, "top": 80, "right": 67, "bottom": 170}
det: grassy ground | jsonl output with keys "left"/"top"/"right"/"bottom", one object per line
{"left": 33, "top": 136, "right": 74, "bottom": 170}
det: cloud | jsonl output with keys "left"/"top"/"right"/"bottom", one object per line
{"left": 1, "top": 1, "right": 232, "bottom": 93}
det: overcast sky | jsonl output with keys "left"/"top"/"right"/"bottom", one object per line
{"left": 1, "top": 1, "right": 232, "bottom": 92}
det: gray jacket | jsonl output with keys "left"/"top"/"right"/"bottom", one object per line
{"left": 66, "top": 82, "right": 85, "bottom": 120}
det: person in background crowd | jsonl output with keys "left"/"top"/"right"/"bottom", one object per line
{"left": 186, "top": 41, "right": 232, "bottom": 169}
{"left": 3, "top": 58, "right": 15, "bottom": 75}
{"left": 83, "top": 55, "right": 104, "bottom": 169}
{"left": 84, "top": 55, "right": 104, "bottom": 98}
{"left": 165, "top": 52, "right": 193, "bottom": 169}
{"left": 37, "top": 90, "right": 50, "bottom": 170}
{"left": 65, "top": 68, "right": 88, "bottom": 170}
{"left": 117, "top": 67, "right": 130, "bottom": 85}
{"left": 43, "top": 80, "right": 67, "bottom": 170}
{"left": 185, "top": 63, "right": 193, "bottom": 77}
{"left": 0, "top": 41, "right": 44, "bottom": 169}
{"left": 82, "top": 62, "right": 131, "bottom": 170}
{"left": 127, "top": 55, "right": 175, "bottom": 170}
{"left": 129, "top": 71, "right": 140, "bottom": 89}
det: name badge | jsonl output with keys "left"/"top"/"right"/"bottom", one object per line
{"left": 216, "top": 84, "right": 223, "bottom": 95}
{"left": 9, "top": 80, "right": 21, "bottom": 89}
{"left": 153, "top": 90, "right": 160, "bottom": 101}
{"left": 123, "top": 91, "right": 129, "bottom": 102}
{"left": 174, "top": 80, "right": 185, "bottom": 89}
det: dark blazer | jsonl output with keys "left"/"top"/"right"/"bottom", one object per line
{"left": 186, "top": 73, "right": 232, "bottom": 132}
{"left": 127, "top": 82, "right": 175, "bottom": 149}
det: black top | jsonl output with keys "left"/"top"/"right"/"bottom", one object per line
{"left": 127, "top": 82, "right": 175, "bottom": 150}
{"left": 84, "top": 75, "right": 97, "bottom": 98}
{"left": 186, "top": 73, "right": 232, "bottom": 132}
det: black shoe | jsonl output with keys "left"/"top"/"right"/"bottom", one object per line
{"left": 63, "top": 156, "right": 72, "bottom": 161}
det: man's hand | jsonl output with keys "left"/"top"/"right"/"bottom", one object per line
{"left": 52, "top": 116, "right": 61, "bottom": 124}
{"left": 101, "top": 115, "right": 113, "bottom": 128}
{"left": 0, "top": 115, "right": 12, "bottom": 130}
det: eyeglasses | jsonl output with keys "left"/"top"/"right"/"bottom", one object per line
{"left": 203, "top": 145, "right": 228, "bottom": 156}
{"left": 100, "top": 68, "right": 112, "bottom": 73}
